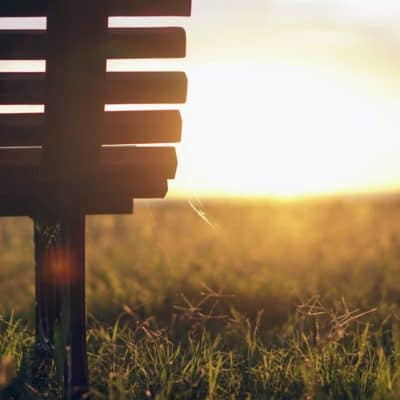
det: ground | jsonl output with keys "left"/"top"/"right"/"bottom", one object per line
{"left": 1, "top": 199, "right": 400, "bottom": 399}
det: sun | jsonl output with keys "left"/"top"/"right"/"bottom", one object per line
{"left": 172, "top": 62, "right": 400, "bottom": 198}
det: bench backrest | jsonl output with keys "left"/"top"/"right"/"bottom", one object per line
{"left": 0, "top": 0, "right": 191, "bottom": 216}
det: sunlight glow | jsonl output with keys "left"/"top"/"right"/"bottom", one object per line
{"left": 173, "top": 63, "right": 400, "bottom": 198}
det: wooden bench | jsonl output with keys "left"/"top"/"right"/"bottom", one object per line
{"left": 0, "top": 0, "right": 191, "bottom": 397}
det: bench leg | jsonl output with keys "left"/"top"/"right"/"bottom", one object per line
{"left": 33, "top": 218, "right": 60, "bottom": 386}
{"left": 34, "top": 214, "right": 89, "bottom": 399}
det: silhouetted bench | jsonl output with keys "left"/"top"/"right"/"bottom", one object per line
{"left": 0, "top": 0, "right": 191, "bottom": 398}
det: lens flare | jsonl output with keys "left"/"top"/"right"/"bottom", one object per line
{"left": 42, "top": 247, "right": 79, "bottom": 286}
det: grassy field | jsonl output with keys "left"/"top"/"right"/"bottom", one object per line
{"left": 2, "top": 199, "right": 400, "bottom": 398}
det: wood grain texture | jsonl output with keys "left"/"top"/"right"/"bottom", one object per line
{"left": 106, "top": 72, "right": 187, "bottom": 104}
{"left": 106, "top": 28, "right": 186, "bottom": 59}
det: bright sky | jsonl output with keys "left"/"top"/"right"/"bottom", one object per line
{"left": 2, "top": 1, "right": 400, "bottom": 199}
{"left": 172, "top": 0, "right": 400, "bottom": 198}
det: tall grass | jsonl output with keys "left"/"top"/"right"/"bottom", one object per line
{"left": 1, "top": 200, "right": 400, "bottom": 398}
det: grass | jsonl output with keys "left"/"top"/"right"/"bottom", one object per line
{"left": 1, "top": 199, "right": 400, "bottom": 398}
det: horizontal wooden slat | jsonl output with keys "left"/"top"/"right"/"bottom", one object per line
{"left": 0, "top": 131, "right": 42, "bottom": 146}
{"left": 0, "top": 196, "right": 33, "bottom": 216}
{"left": 74, "top": 172, "right": 169, "bottom": 199}
{"left": 0, "top": 0, "right": 191, "bottom": 17}
{"left": 0, "top": 71, "right": 187, "bottom": 104}
{"left": 0, "top": 111, "right": 44, "bottom": 146}
{"left": 0, "top": 111, "right": 182, "bottom": 146}
{"left": 101, "top": 146, "right": 177, "bottom": 177}
{"left": 0, "top": 167, "right": 169, "bottom": 191}
{"left": 106, "top": 72, "right": 187, "bottom": 104}
{"left": 0, "top": 73, "right": 46, "bottom": 104}
{"left": 103, "top": 110, "right": 181, "bottom": 144}
{"left": 0, "top": 146, "right": 174, "bottom": 214}
{"left": 0, "top": 31, "right": 47, "bottom": 59}
{"left": 106, "top": 28, "right": 186, "bottom": 59}
{"left": 0, "top": 146, "right": 177, "bottom": 178}
{"left": 0, "top": 195, "right": 134, "bottom": 216}
{"left": 0, "top": 173, "right": 168, "bottom": 212}
{"left": 0, "top": 146, "right": 40, "bottom": 166}
{"left": 0, "top": 1, "right": 47, "bottom": 17}
{"left": 84, "top": 196, "right": 134, "bottom": 215}
{"left": 109, "top": 0, "right": 191, "bottom": 16}
{"left": 2, "top": 29, "right": 188, "bottom": 61}
{"left": 0, "top": 113, "right": 44, "bottom": 127}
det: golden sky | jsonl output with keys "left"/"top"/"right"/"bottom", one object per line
{"left": 2, "top": 1, "right": 400, "bottom": 199}
{"left": 172, "top": 0, "right": 400, "bottom": 198}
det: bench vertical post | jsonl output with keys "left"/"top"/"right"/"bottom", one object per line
{"left": 64, "top": 212, "right": 88, "bottom": 399}
{"left": 34, "top": 212, "right": 89, "bottom": 399}
{"left": 34, "top": 217, "right": 60, "bottom": 377}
